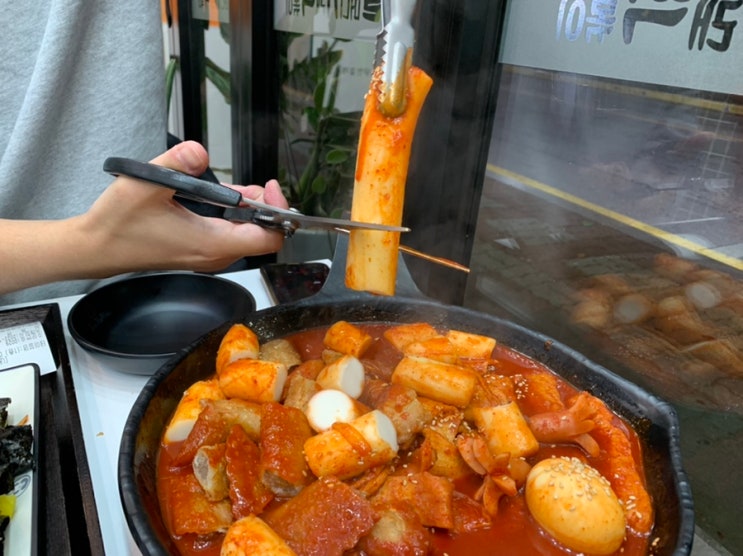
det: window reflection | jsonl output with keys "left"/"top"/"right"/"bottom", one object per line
{"left": 466, "top": 65, "right": 743, "bottom": 553}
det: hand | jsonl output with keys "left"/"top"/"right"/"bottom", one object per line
{"left": 81, "top": 140, "right": 289, "bottom": 274}
{"left": 0, "top": 141, "right": 289, "bottom": 295}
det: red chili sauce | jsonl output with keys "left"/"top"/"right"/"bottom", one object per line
{"left": 156, "top": 323, "right": 652, "bottom": 556}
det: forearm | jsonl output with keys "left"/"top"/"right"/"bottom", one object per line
{"left": 0, "top": 215, "right": 130, "bottom": 295}
{"left": 0, "top": 141, "right": 288, "bottom": 298}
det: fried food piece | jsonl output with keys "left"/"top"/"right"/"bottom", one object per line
{"left": 263, "top": 477, "right": 374, "bottom": 556}
{"left": 345, "top": 66, "right": 434, "bottom": 296}
{"left": 224, "top": 425, "right": 274, "bottom": 519}
{"left": 360, "top": 379, "right": 429, "bottom": 447}
{"left": 259, "top": 402, "right": 314, "bottom": 497}
{"left": 371, "top": 471, "right": 455, "bottom": 529}
{"left": 173, "top": 398, "right": 261, "bottom": 466}
{"left": 383, "top": 323, "right": 440, "bottom": 352}
{"left": 260, "top": 338, "right": 302, "bottom": 369}
{"left": 356, "top": 506, "right": 431, "bottom": 556}
{"left": 303, "top": 410, "right": 398, "bottom": 480}
{"left": 305, "top": 389, "right": 365, "bottom": 433}
{"left": 164, "top": 379, "right": 225, "bottom": 444}
{"left": 217, "top": 324, "right": 260, "bottom": 375}
{"left": 218, "top": 359, "right": 288, "bottom": 403}
{"left": 402, "top": 335, "right": 459, "bottom": 364}
{"left": 192, "top": 444, "right": 229, "bottom": 501}
{"left": 471, "top": 401, "right": 539, "bottom": 458}
{"left": 415, "top": 428, "right": 471, "bottom": 479}
{"left": 323, "top": 321, "right": 373, "bottom": 358}
{"left": 282, "top": 374, "right": 321, "bottom": 413}
{"left": 392, "top": 356, "right": 477, "bottom": 408}
{"left": 316, "top": 355, "right": 365, "bottom": 398}
{"left": 446, "top": 330, "right": 497, "bottom": 359}
{"left": 221, "top": 515, "right": 297, "bottom": 556}
{"left": 160, "top": 470, "right": 233, "bottom": 536}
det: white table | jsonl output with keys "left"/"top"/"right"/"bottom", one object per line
{"left": 48, "top": 268, "right": 277, "bottom": 555}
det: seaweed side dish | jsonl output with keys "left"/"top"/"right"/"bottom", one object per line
{"left": 0, "top": 398, "right": 34, "bottom": 550}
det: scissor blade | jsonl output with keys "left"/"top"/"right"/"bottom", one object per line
{"left": 240, "top": 198, "right": 409, "bottom": 233}
{"left": 296, "top": 215, "right": 410, "bottom": 233}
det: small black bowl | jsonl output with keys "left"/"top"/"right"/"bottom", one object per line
{"left": 68, "top": 272, "right": 255, "bottom": 375}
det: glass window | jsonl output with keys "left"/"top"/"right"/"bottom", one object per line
{"left": 277, "top": 34, "right": 371, "bottom": 218}
{"left": 465, "top": 4, "right": 743, "bottom": 552}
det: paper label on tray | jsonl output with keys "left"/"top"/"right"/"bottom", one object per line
{"left": 0, "top": 322, "right": 56, "bottom": 374}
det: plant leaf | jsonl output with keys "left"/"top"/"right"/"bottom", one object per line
{"left": 165, "top": 57, "right": 178, "bottom": 117}
{"left": 313, "top": 80, "right": 326, "bottom": 113}
{"left": 311, "top": 175, "right": 327, "bottom": 195}
{"left": 326, "top": 66, "right": 340, "bottom": 113}
{"left": 304, "top": 107, "right": 319, "bottom": 131}
{"left": 205, "top": 57, "right": 231, "bottom": 104}
{"left": 326, "top": 149, "right": 349, "bottom": 165}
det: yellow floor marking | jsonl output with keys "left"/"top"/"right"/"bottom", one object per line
{"left": 486, "top": 163, "right": 743, "bottom": 272}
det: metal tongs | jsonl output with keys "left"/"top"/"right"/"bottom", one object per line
{"left": 103, "top": 157, "right": 408, "bottom": 238}
{"left": 376, "top": 0, "right": 416, "bottom": 117}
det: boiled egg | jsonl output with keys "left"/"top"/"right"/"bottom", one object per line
{"left": 525, "top": 456, "right": 626, "bottom": 555}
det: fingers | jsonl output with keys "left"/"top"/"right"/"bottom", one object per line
{"left": 149, "top": 140, "right": 210, "bottom": 176}
{"left": 237, "top": 179, "right": 290, "bottom": 209}
{"left": 263, "top": 179, "right": 289, "bottom": 209}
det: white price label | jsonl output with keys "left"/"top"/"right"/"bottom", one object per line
{"left": 0, "top": 322, "right": 56, "bottom": 375}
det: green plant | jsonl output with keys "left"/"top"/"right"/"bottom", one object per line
{"left": 165, "top": 15, "right": 231, "bottom": 119}
{"left": 165, "top": 28, "right": 361, "bottom": 219}
{"left": 279, "top": 36, "right": 361, "bottom": 218}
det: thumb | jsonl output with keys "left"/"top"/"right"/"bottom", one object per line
{"left": 150, "top": 140, "right": 209, "bottom": 176}
{"left": 263, "top": 179, "right": 290, "bottom": 209}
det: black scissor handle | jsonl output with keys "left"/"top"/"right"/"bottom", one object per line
{"left": 103, "top": 157, "right": 243, "bottom": 208}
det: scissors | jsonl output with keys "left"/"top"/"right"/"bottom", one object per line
{"left": 103, "top": 157, "right": 410, "bottom": 238}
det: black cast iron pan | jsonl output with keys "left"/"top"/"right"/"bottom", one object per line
{"left": 119, "top": 237, "right": 695, "bottom": 555}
